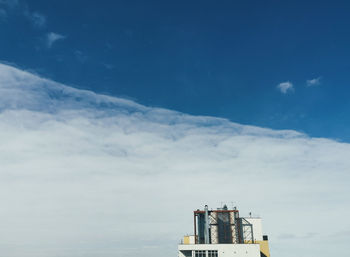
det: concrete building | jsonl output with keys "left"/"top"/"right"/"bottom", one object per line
{"left": 178, "top": 205, "right": 270, "bottom": 257}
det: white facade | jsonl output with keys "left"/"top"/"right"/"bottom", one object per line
{"left": 178, "top": 244, "right": 261, "bottom": 257}
{"left": 188, "top": 235, "right": 196, "bottom": 244}
{"left": 244, "top": 218, "right": 263, "bottom": 241}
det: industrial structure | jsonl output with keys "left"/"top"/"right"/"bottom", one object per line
{"left": 178, "top": 205, "right": 270, "bottom": 257}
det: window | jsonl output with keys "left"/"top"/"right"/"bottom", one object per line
{"left": 195, "top": 250, "right": 206, "bottom": 257}
{"left": 208, "top": 250, "right": 218, "bottom": 257}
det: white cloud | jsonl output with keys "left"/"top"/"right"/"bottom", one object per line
{"left": 46, "top": 32, "right": 65, "bottom": 48}
{"left": 306, "top": 77, "right": 321, "bottom": 87}
{"left": 277, "top": 81, "right": 294, "bottom": 94}
{"left": 0, "top": 62, "right": 349, "bottom": 257}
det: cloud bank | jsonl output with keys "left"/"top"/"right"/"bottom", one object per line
{"left": 0, "top": 63, "right": 349, "bottom": 257}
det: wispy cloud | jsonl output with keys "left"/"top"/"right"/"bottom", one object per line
{"left": 0, "top": 62, "right": 349, "bottom": 257}
{"left": 0, "top": 0, "right": 19, "bottom": 8}
{"left": 277, "top": 81, "right": 294, "bottom": 94}
{"left": 74, "top": 50, "right": 88, "bottom": 63}
{"left": 46, "top": 32, "right": 65, "bottom": 48}
{"left": 0, "top": 0, "right": 16, "bottom": 19}
{"left": 1, "top": 0, "right": 46, "bottom": 28}
{"left": 306, "top": 77, "right": 321, "bottom": 87}
{"left": 102, "top": 63, "right": 114, "bottom": 70}
{"left": 27, "top": 11, "right": 46, "bottom": 28}
{"left": 0, "top": 8, "right": 6, "bottom": 19}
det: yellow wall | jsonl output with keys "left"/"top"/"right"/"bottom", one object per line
{"left": 256, "top": 240, "right": 270, "bottom": 257}
{"left": 183, "top": 236, "right": 190, "bottom": 245}
{"left": 244, "top": 240, "right": 270, "bottom": 257}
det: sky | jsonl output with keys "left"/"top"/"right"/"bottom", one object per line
{"left": 1, "top": 0, "right": 350, "bottom": 141}
{"left": 1, "top": 62, "right": 350, "bottom": 257}
{"left": 0, "top": 1, "right": 350, "bottom": 257}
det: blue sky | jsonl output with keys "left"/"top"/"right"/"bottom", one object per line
{"left": 2, "top": 0, "right": 350, "bottom": 141}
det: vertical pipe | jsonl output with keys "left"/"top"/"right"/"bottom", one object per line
{"left": 194, "top": 212, "right": 197, "bottom": 244}
{"left": 235, "top": 211, "right": 242, "bottom": 244}
{"left": 204, "top": 205, "right": 210, "bottom": 244}
{"left": 228, "top": 210, "right": 232, "bottom": 244}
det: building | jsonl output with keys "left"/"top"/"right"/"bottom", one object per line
{"left": 178, "top": 205, "right": 270, "bottom": 257}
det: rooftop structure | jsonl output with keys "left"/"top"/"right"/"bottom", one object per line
{"left": 178, "top": 205, "right": 270, "bottom": 257}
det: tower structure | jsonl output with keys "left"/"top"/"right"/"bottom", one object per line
{"left": 178, "top": 205, "right": 270, "bottom": 257}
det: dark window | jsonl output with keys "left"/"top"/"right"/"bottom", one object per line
{"left": 195, "top": 250, "right": 206, "bottom": 257}
{"left": 208, "top": 250, "right": 218, "bottom": 257}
